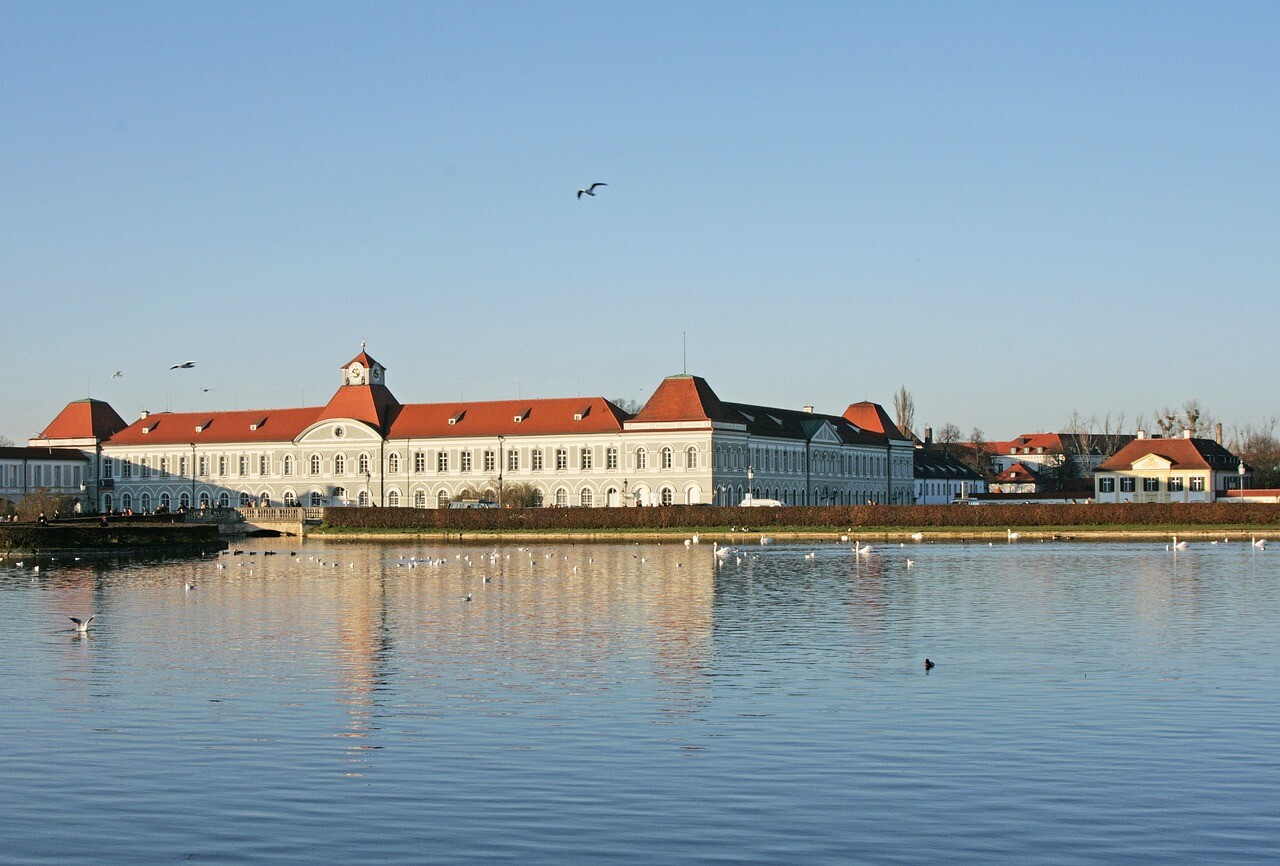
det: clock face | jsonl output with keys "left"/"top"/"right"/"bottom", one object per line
{"left": 347, "top": 364, "right": 365, "bottom": 384}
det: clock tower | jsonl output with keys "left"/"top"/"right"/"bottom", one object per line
{"left": 341, "top": 343, "right": 386, "bottom": 387}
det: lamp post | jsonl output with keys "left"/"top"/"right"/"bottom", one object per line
{"left": 497, "top": 434, "right": 505, "bottom": 508}
{"left": 1239, "top": 459, "right": 1247, "bottom": 500}
{"left": 746, "top": 466, "right": 754, "bottom": 504}
{"left": 189, "top": 443, "right": 196, "bottom": 512}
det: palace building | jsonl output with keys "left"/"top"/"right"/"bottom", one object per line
{"left": 30, "top": 349, "right": 914, "bottom": 513}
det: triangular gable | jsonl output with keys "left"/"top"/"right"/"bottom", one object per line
{"left": 1132, "top": 453, "right": 1174, "bottom": 471}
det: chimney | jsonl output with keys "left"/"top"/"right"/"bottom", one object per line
{"left": 924, "top": 425, "right": 933, "bottom": 446}
{"left": 1136, "top": 429, "right": 1146, "bottom": 439}
{"left": 1182, "top": 428, "right": 1193, "bottom": 439}
{"left": 802, "top": 405, "right": 814, "bottom": 414}
{"left": 139, "top": 410, "right": 150, "bottom": 420}
{"left": 1215, "top": 422, "right": 1223, "bottom": 444}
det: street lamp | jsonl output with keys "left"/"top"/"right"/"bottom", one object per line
{"left": 746, "top": 466, "right": 754, "bottom": 504}
{"left": 1239, "top": 459, "right": 1247, "bottom": 499}
{"left": 497, "top": 434, "right": 505, "bottom": 508}
{"left": 189, "top": 443, "right": 196, "bottom": 513}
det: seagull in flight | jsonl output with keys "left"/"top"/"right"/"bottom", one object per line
{"left": 170, "top": 361, "right": 196, "bottom": 370}
{"left": 69, "top": 615, "right": 95, "bottom": 632}
{"left": 576, "top": 182, "right": 607, "bottom": 199}
{"left": 111, "top": 371, "right": 123, "bottom": 378}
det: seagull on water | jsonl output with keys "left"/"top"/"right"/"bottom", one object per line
{"left": 576, "top": 182, "right": 607, "bottom": 199}
{"left": 69, "top": 615, "right": 95, "bottom": 632}
{"left": 170, "top": 361, "right": 196, "bottom": 370}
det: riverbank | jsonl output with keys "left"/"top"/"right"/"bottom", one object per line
{"left": 0, "top": 522, "right": 226, "bottom": 556}
{"left": 309, "top": 524, "right": 1273, "bottom": 544}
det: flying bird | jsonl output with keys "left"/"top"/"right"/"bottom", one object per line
{"left": 576, "top": 182, "right": 608, "bottom": 199}
{"left": 111, "top": 371, "right": 123, "bottom": 378}
{"left": 170, "top": 361, "right": 196, "bottom": 370}
{"left": 69, "top": 615, "right": 95, "bottom": 632}
{"left": 199, "top": 388, "right": 213, "bottom": 393}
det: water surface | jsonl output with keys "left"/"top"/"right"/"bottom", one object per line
{"left": 2, "top": 538, "right": 1278, "bottom": 863}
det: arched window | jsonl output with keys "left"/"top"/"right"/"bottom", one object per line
{"left": 331, "top": 487, "right": 347, "bottom": 504}
{"left": 283, "top": 455, "right": 295, "bottom": 476}
{"left": 179, "top": 491, "right": 190, "bottom": 509}
{"left": 239, "top": 492, "right": 252, "bottom": 506}
{"left": 635, "top": 447, "right": 647, "bottom": 470}
{"left": 357, "top": 490, "right": 369, "bottom": 507}
{"left": 606, "top": 487, "right": 618, "bottom": 507}
{"left": 555, "top": 487, "right": 568, "bottom": 507}
{"left": 387, "top": 490, "right": 400, "bottom": 507}
{"left": 388, "top": 453, "right": 400, "bottom": 474}
{"left": 159, "top": 492, "right": 171, "bottom": 511}
{"left": 140, "top": 492, "right": 152, "bottom": 512}
{"left": 437, "top": 490, "right": 450, "bottom": 508}
{"left": 660, "top": 486, "right": 674, "bottom": 506}
{"left": 309, "top": 491, "right": 322, "bottom": 507}
{"left": 661, "top": 447, "right": 673, "bottom": 469}
{"left": 103, "top": 493, "right": 114, "bottom": 512}
{"left": 259, "top": 492, "right": 271, "bottom": 507}
{"left": 358, "top": 453, "right": 370, "bottom": 475}
{"left": 218, "top": 492, "right": 230, "bottom": 507}
{"left": 580, "top": 489, "right": 594, "bottom": 507}
{"left": 414, "top": 489, "right": 427, "bottom": 508}
{"left": 199, "top": 492, "right": 211, "bottom": 508}
{"left": 531, "top": 488, "right": 544, "bottom": 507}
{"left": 121, "top": 492, "right": 132, "bottom": 511}
{"left": 685, "top": 447, "right": 697, "bottom": 469}
{"left": 283, "top": 490, "right": 297, "bottom": 506}
{"left": 309, "top": 454, "right": 320, "bottom": 475}
{"left": 334, "top": 454, "right": 346, "bottom": 475}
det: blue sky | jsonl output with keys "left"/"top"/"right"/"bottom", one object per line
{"left": 4, "top": 1, "right": 1277, "bottom": 444}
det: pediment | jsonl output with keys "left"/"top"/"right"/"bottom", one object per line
{"left": 1132, "top": 453, "right": 1173, "bottom": 470}
{"left": 808, "top": 421, "right": 843, "bottom": 445}
{"left": 295, "top": 419, "right": 381, "bottom": 444}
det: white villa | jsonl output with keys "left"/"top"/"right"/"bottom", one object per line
{"left": 31, "top": 349, "right": 916, "bottom": 513}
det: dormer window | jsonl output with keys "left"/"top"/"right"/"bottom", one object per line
{"left": 249, "top": 417, "right": 267, "bottom": 431}
{"left": 448, "top": 410, "right": 465, "bottom": 426}
{"left": 514, "top": 408, "right": 530, "bottom": 423}
{"left": 195, "top": 419, "right": 212, "bottom": 433}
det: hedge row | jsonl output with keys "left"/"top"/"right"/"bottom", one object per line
{"left": 0, "top": 523, "right": 222, "bottom": 553}
{"left": 323, "top": 503, "right": 1280, "bottom": 532}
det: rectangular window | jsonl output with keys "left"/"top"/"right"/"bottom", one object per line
{"left": 1143, "top": 477, "right": 1160, "bottom": 492}
{"left": 461, "top": 451, "right": 472, "bottom": 473}
{"left": 178, "top": 456, "right": 188, "bottom": 476}
{"left": 532, "top": 449, "right": 544, "bottom": 471}
{"left": 122, "top": 460, "right": 133, "bottom": 479}
{"left": 581, "top": 449, "right": 593, "bottom": 471}
{"left": 159, "top": 457, "right": 169, "bottom": 477}
{"left": 1120, "top": 477, "right": 1135, "bottom": 492}
{"left": 239, "top": 456, "right": 249, "bottom": 476}
{"left": 484, "top": 450, "right": 495, "bottom": 473}
{"left": 1190, "top": 476, "right": 1205, "bottom": 492}
{"left": 218, "top": 456, "right": 228, "bottom": 476}
{"left": 555, "top": 448, "right": 568, "bottom": 471}
{"left": 508, "top": 450, "right": 519, "bottom": 472}
{"left": 259, "top": 455, "right": 269, "bottom": 476}
{"left": 606, "top": 448, "right": 618, "bottom": 470}
{"left": 1099, "top": 477, "right": 1115, "bottom": 493}
{"left": 1168, "top": 476, "right": 1184, "bottom": 492}
{"left": 414, "top": 451, "right": 426, "bottom": 473}
{"left": 102, "top": 458, "right": 114, "bottom": 479}
{"left": 140, "top": 459, "right": 151, "bottom": 478}
{"left": 437, "top": 451, "right": 449, "bottom": 473}
{"left": 199, "top": 456, "right": 208, "bottom": 476}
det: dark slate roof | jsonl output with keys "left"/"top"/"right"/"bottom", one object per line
{"left": 913, "top": 447, "right": 984, "bottom": 481}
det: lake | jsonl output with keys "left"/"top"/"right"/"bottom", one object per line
{"left": 2, "top": 537, "right": 1278, "bottom": 864}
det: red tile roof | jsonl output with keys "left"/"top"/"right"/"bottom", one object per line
{"left": 316, "top": 384, "right": 400, "bottom": 430}
{"left": 630, "top": 375, "right": 736, "bottom": 424}
{"left": 389, "top": 397, "right": 627, "bottom": 439}
{"left": 1095, "top": 437, "right": 1239, "bottom": 472}
{"left": 842, "top": 402, "right": 905, "bottom": 440}
{"left": 996, "top": 433, "right": 1065, "bottom": 454}
{"left": 341, "top": 350, "right": 381, "bottom": 370}
{"left": 106, "top": 407, "right": 325, "bottom": 446}
{"left": 36, "top": 399, "right": 128, "bottom": 442}
{"left": 994, "top": 462, "right": 1044, "bottom": 483}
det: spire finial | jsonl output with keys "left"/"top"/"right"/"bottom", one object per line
{"left": 360, "top": 339, "right": 366, "bottom": 350}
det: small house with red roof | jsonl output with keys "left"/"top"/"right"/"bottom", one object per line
{"left": 989, "top": 462, "right": 1047, "bottom": 494}
{"left": 1092, "top": 432, "right": 1246, "bottom": 503}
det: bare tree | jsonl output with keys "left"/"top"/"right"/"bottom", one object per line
{"left": 1230, "top": 418, "right": 1280, "bottom": 488}
{"left": 962, "top": 427, "right": 991, "bottom": 478}
{"left": 610, "top": 398, "right": 642, "bottom": 415}
{"left": 500, "top": 482, "right": 542, "bottom": 508}
{"left": 936, "top": 423, "right": 963, "bottom": 458}
{"left": 892, "top": 386, "right": 915, "bottom": 440}
{"left": 0, "top": 435, "right": 14, "bottom": 447}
